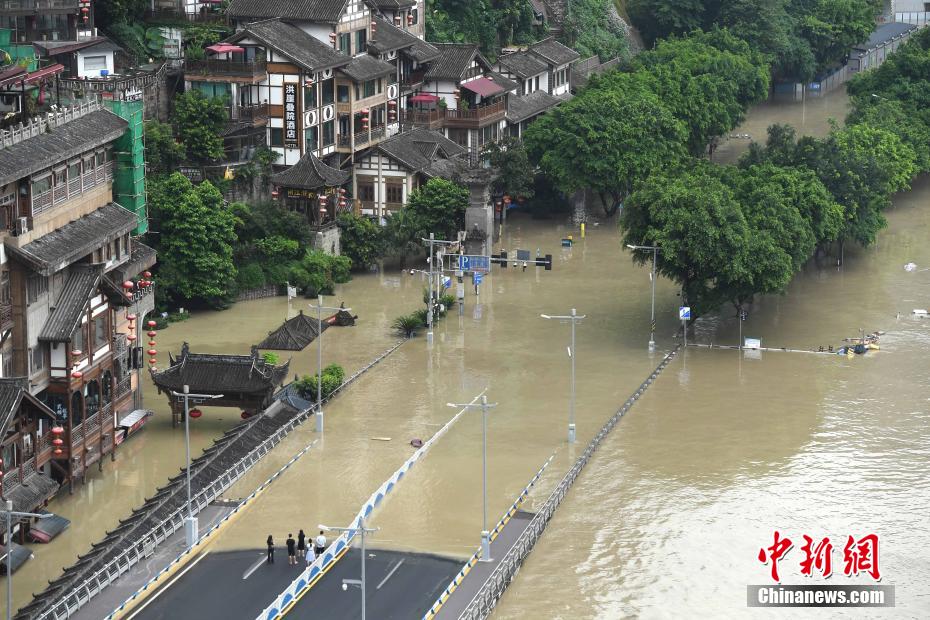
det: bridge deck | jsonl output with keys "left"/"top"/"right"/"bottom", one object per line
{"left": 433, "top": 510, "right": 535, "bottom": 619}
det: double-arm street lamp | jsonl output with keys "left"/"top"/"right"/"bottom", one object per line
{"left": 421, "top": 233, "right": 459, "bottom": 344}
{"left": 308, "top": 296, "right": 351, "bottom": 434}
{"left": 320, "top": 518, "right": 379, "bottom": 620}
{"left": 540, "top": 309, "right": 585, "bottom": 443}
{"left": 627, "top": 243, "right": 661, "bottom": 350}
{"left": 170, "top": 386, "right": 222, "bottom": 547}
{"left": 3, "top": 501, "right": 52, "bottom": 619}
{"left": 446, "top": 395, "right": 497, "bottom": 562}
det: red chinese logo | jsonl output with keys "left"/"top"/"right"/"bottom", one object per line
{"left": 758, "top": 532, "right": 881, "bottom": 581}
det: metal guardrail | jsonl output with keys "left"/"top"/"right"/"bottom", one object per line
{"left": 455, "top": 346, "right": 681, "bottom": 619}
{"left": 27, "top": 340, "right": 406, "bottom": 620}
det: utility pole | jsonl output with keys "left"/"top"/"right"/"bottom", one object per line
{"left": 308, "top": 296, "right": 351, "bottom": 433}
{"left": 420, "top": 234, "right": 458, "bottom": 345}
{"left": 446, "top": 395, "right": 498, "bottom": 562}
{"left": 540, "top": 309, "right": 586, "bottom": 443}
{"left": 321, "top": 518, "right": 379, "bottom": 620}
{"left": 627, "top": 244, "right": 661, "bottom": 350}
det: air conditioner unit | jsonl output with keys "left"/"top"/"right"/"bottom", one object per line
{"left": 15, "top": 217, "right": 29, "bottom": 236}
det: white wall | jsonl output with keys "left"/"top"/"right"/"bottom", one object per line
{"left": 77, "top": 50, "right": 114, "bottom": 78}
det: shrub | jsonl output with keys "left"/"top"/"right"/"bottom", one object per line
{"left": 236, "top": 262, "right": 265, "bottom": 291}
{"left": 295, "top": 363, "right": 345, "bottom": 400}
{"left": 392, "top": 313, "right": 424, "bottom": 337}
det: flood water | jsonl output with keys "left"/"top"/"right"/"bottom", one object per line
{"left": 7, "top": 87, "right": 930, "bottom": 619}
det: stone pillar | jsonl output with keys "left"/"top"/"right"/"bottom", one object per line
{"left": 461, "top": 169, "right": 494, "bottom": 256}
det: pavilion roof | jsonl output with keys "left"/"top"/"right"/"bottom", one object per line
{"left": 151, "top": 343, "right": 289, "bottom": 395}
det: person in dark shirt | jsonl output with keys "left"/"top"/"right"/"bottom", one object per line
{"left": 297, "top": 530, "right": 307, "bottom": 560}
{"left": 286, "top": 533, "right": 297, "bottom": 565}
{"left": 266, "top": 535, "right": 275, "bottom": 564}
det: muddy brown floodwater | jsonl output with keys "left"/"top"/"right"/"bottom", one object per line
{"left": 7, "top": 88, "right": 929, "bottom": 619}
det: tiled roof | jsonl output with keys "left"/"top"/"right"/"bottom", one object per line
{"left": 855, "top": 22, "right": 917, "bottom": 50}
{"left": 0, "top": 377, "right": 29, "bottom": 438}
{"left": 487, "top": 71, "right": 520, "bottom": 93}
{"left": 34, "top": 37, "right": 121, "bottom": 57}
{"left": 407, "top": 38, "right": 441, "bottom": 63}
{"left": 369, "top": 17, "right": 421, "bottom": 54}
{"left": 498, "top": 51, "right": 548, "bottom": 79}
{"left": 271, "top": 152, "right": 349, "bottom": 190}
{"left": 6, "top": 203, "right": 138, "bottom": 276}
{"left": 340, "top": 53, "right": 396, "bottom": 82}
{"left": 506, "top": 89, "right": 560, "bottom": 123}
{"left": 227, "top": 19, "right": 350, "bottom": 72}
{"left": 425, "top": 43, "right": 487, "bottom": 81}
{"left": 7, "top": 471, "right": 59, "bottom": 514}
{"left": 0, "top": 109, "right": 127, "bottom": 187}
{"left": 39, "top": 264, "right": 103, "bottom": 343}
{"left": 377, "top": 128, "right": 466, "bottom": 172}
{"left": 152, "top": 344, "right": 290, "bottom": 395}
{"left": 372, "top": 0, "right": 416, "bottom": 8}
{"left": 227, "top": 0, "right": 349, "bottom": 22}
{"left": 257, "top": 310, "right": 330, "bottom": 350}
{"left": 109, "top": 240, "right": 157, "bottom": 284}
{"left": 528, "top": 37, "right": 580, "bottom": 66}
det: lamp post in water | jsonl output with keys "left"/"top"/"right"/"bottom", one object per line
{"left": 627, "top": 244, "right": 661, "bottom": 350}
{"left": 446, "top": 395, "right": 497, "bottom": 562}
{"left": 308, "top": 296, "right": 350, "bottom": 433}
{"left": 540, "top": 309, "right": 585, "bottom": 443}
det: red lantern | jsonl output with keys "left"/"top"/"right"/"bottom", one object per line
{"left": 143, "top": 271, "right": 152, "bottom": 278}
{"left": 127, "top": 334, "right": 137, "bottom": 342}
{"left": 149, "top": 340, "right": 157, "bottom": 346}
{"left": 387, "top": 100, "right": 396, "bottom": 107}
{"left": 339, "top": 187, "right": 347, "bottom": 195}
{"left": 122, "top": 281, "right": 134, "bottom": 290}
{"left": 52, "top": 438, "right": 63, "bottom": 447}
{"left": 394, "top": 15, "right": 401, "bottom": 26}
{"left": 147, "top": 320, "right": 157, "bottom": 328}
{"left": 339, "top": 199, "right": 347, "bottom": 208}
{"left": 51, "top": 426, "right": 64, "bottom": 435}
{"left": 329, "top": 32, "right": 337, "bottom": 47}
{"left": 241, "top": 411, "right": 251, "bottom": 420}
{"left": 147, "top": 330, "right": 157, "bottom": 337}
{"left": 271, "top": 189, "right": 279, "bottom": 199}
{"left": 407, "top": 13, "right": 413, "bottom": 25}
{"left": 53, "top": 447, "right": 63, "bottom": 455}
{"left": 127, "top": 313, "right": 137, "bottom": 321}
{"left": 125, "top": 292, "right": 133, "bottom": 301}
{"left": 188, "top": 408, "right": 202, "bottom": 419}
{"left": 150, "top": 358, "right": 158, "bottom": 365}
{"left": 148, "top": 349, "right": 157, "bottom": 356}
{"left": 71, "top": 370, "right": 83, "bottom": 379}
{"left": 72, "top": 349, "right": 82, "bottom": 357}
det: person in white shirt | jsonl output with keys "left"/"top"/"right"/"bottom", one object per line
{"left": 314, "top": 530, "right": 327, "bottom": 557}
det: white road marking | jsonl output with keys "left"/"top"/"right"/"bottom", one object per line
{"left": 125, "top": 550, "right": 210, "bottom": 620}
{"left": 376, "top": 559, "right": 405, "bottom": 590}
{"left": 242, "top": 554, "right": 267, "bottom": 580}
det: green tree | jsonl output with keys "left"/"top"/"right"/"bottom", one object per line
{"left": 561, "top": 0, "right": 631, "bottom": 61}
{"left": 337, "top": 212, "right": 385, "bottom": 270}
{"left": 289, "top": 250, "right": 352, "bottom": 296}
{"left": 144, "top": 120, "right": 185, "bottom": 175}
{"left": 384, "top": 207, "right": 427, "bottom": 269}
{"left": 626, "top": 0, "right": 707, "bottom": 47}
{"left": 295, "top": 364, "right": 345, "bottom": 400}
{"left": 173, "top": 90, "right": 227, "bottom": 163}
{"left": 152, "top": 173, "right": 238, "bottom": 308}
{"left": 621, "top": 162, "right": 752, "bottom": 315}
{"left": 792, "top": 0, "right": 877, "bottom": 70}
{"left": 525, "top": 78, "right": 687, "bottom": 215}
{"left": 483, "top": 136, "right": 535, "bottom": 199}
{"left": 404, "top": 178, "right": 469, "bottom": 240}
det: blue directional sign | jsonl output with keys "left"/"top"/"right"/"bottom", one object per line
{"left": 458, "top": 255, "right": 490, "bottom": 273}
{"left": 679, "top": 306, "right": 691, "bottom": 320}
{"left": 473, "top": 272, "right": 483, "bottom": 286}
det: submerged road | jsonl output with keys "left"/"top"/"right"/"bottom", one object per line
{"left": 129, "top": 548, "right": 460, "bottom": 620}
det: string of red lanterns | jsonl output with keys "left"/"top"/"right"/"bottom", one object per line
{"left": 51, "top": 426, "right": 64, "bottom": 455}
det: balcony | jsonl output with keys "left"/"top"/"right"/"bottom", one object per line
{"left": 400, "top": 70, "right": 427, "bottom": 89}
{"left": 337, "top": 126, "right": 386, "bottom": 150}
{"left": 184, "top": 59, "right": 267, "bottom": 81}
{"left": 402, "top": 99, "right": 506, "bottom": 130}
{"left": 0, "top": 0, "right": 77, "bottom": 14}
{"left": 145, "top": 8, "right": 227, "bottom": 24}
{"left": 0, "top": 301, "right": 11, "bottom": 332}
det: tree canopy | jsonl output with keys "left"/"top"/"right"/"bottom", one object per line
{"left": 173, "top": 90, "right": 228, "bottom": 164}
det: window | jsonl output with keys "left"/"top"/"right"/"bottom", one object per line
{"left": 304, "top": 83, "right": 317, "bottom": 109}
{"left": 0, "top": 191, "right": 13, "bottom": 206}
{"left": 27, "top": 275, "right": 47, "bottom": 304}
{"left": 68, "top": 161, "right": 81, "bottom": 181}
{"left": 355, "top": 29, "right": 367, "bottom": 54}
{"left": 31, "top": 175, "right": 51, "bottom": 196}
{"left": 83, "top": 55, "right": 107, "bottom": 73}
{"left": 337, "top": 84, "right": 350, "bottom": 103}
{"left": 83, "top": 154, "right": 95, "bottom": 172}
{"left": 0, "top": 272, "right": 9, "bottom": 304}
{"left": 73, "top": 323, "right": 86, "bottom": 355}
{"left": 54, "top": 168, "right": 67, "bottom": 187}
{"left": 322, "top": 120, "right": 335, "bottom": 146}
{"left": 304, "top": 125, "right": 319, "bottom": 151}
{"left": 534, "top": 76, "right": 539, "bottom": 91}
{"left": 322, "top": 80, "right": 334, "bottom": 105}
{"left": 96, "top": 150, "right": 105, "bottom": 167}
{"left": 270, "top": 128, "right": 284, "bottom": 147}
{"left": 338, "top": 33, "right": 351, "bottom": 54}
{"left": 386, "top": 184, "right": 403, "bottom": 204}
{"left": 28, "top": 346, "right": 44, "bottom": 375}
{"left": 358, "top": 183, "right": 375, "bottom": 202}
{"left": 94, "top": 313, "right": 107, "bottom": 350}
{"left": 411, "top": 8, "right": 418, "bottom": 25}
{"left": 363, "top": 79, "right": 376, "bottom": 98}
{"left": 2, "top": 352, "right": 12, "bottom": 379}
{"left": 377, "top": 78, "right": 383, "bottom": 94}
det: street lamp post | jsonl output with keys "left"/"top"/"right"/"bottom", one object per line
{"left": 420, "top": 235, "right": 459, "bottom": 345}
{"left": 169, "top": 386, "right": 222, "bottom": 547}
{"left": 308, "top": 296, "right": 351, "bottom": 434}
{"left": 3, "top": 501, "right": 52, "bottom": 620}
{"left": 540, "top": 309, "right": 586, "bottom": 443}
{"left": 627, "top": 244, "right": 661, "bottom": 350}
{"left": 320, "top": 518, "right": 379, "bottom": 620}
{"left": 446, "top": 395, "right": 497, "bottom": 562}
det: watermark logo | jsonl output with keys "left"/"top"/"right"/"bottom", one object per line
{"left": 750, "top": 532, "right": 893, "bottom": 608}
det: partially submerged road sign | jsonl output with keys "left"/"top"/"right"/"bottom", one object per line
{"left": 458, "top": 255, "right": 490, "bottom": 272}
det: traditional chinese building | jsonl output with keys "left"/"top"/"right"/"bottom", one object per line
{"left": 150, "top": 344, "right": 290, "bottom": 425}
{"left": 0, "top": 100, "right": 156, "bottom": 498}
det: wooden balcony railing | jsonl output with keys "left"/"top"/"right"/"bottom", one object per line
{"left": 400, "top": 70, "right": 427, "bottom": 88}
{"left": 229, "top": 103, "right": 269, "bottom": 123}
{"left": 337, "top": 126, "right": 386, "bottom": 149}
{"left": 184, "top": 59, "right": 266, "bottom": 78}
{"left": 402, "top": 99, "right": 506, "bottom": 129}
{"left": 0, "top": 301, "right": 11, "bottom": 330}
{"left": 0, "top": 0, "right": 77, "bottom": 11}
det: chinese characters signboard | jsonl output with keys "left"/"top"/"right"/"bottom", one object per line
{"left": 284, "top": 83, "right": 301, "bottom": 149}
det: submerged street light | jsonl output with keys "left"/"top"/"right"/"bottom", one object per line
{"left": 308, "top": 296, "right": 351, "bottom": 433}
{"left": 446, "top": 395, "right": 497, "bottom": 562}
{"left": 627, "top": 243, "right": 661, "bottom": 350}
{"left": 540, "top": 309, "right": 585, "bottom": 443}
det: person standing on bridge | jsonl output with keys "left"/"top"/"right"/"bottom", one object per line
{"left": 286, "top": 533, "right": 297, "bottom": 565}
{"left": 306, "top": 541, "right": 316, "bottom": 565}
{"left": 266, "top": 534, "right": 275, "bottom": 564}
{"left": 297, "top": 529, "right": 307, "bottom": 560}
{"left": 315, "top": 530, "right": 327, "bottom": 557}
